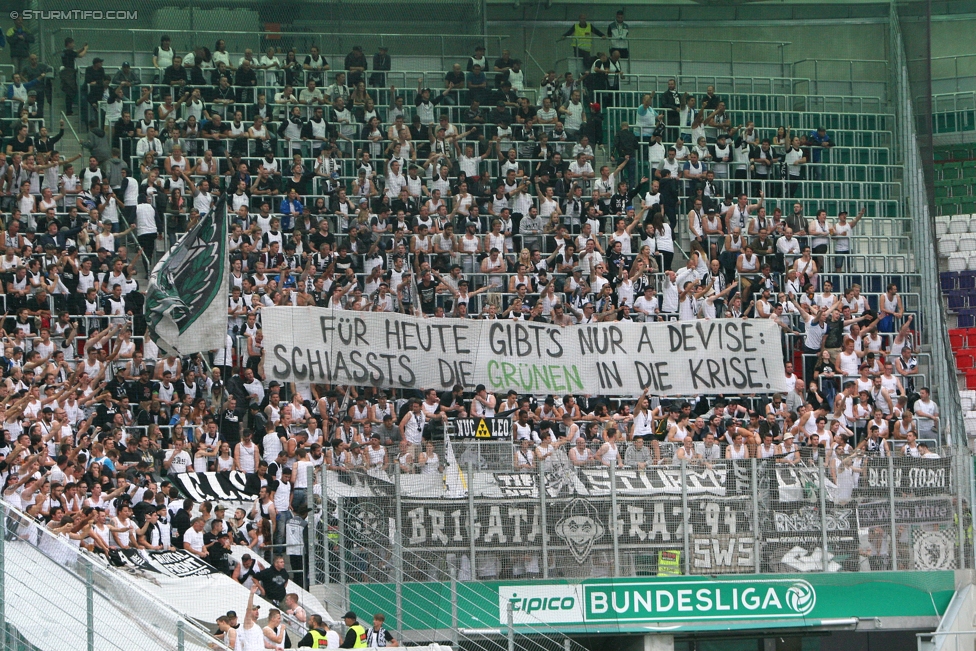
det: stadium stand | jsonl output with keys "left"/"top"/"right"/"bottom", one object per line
{"left": 0, "top": 2, "right": 975, "bottom": 650}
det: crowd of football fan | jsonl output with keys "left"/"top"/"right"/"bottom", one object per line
{"left": 0, "top": 13, "right": 943, "bottom": 600}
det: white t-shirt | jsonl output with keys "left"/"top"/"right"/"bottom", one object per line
{"left": 183, "top": 527, "right": 205, "bottom": 553}
{"left": 785, "top": 147, "right": 804, "bottom": 176}
{"left": 166, "top": 449, "right": 192, "bottom": 474}
{"left": 135, "top": 203, "right": 157, "bottom": 236}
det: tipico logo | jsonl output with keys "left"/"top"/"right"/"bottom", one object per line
{"left": 499, "top": 586, "right": 582, "bottom": 625}
{"left": 785, "top": 581, "right": 816, "bottom": 616}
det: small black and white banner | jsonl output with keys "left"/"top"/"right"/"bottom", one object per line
{"left": 173, "top": 471, "right": 261, "bottom": 503}
{"left": 452, "top": 417, "right": 512, "bottom": 440}
{"left": 912, "top": 528, "right": 956, "bottom": 570}
{"left": 117, "top": 549, "right": 216, "bottom": 577}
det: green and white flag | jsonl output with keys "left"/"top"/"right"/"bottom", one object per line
{"left": 145, "top": 198, "right": 229, "bottom": 356}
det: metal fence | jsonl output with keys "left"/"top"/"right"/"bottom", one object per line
{"left": 309, "top": 444, "right": 973, "bottom": 592}
{"left": 0, "top": 500, "right": 223, "bottom": 651}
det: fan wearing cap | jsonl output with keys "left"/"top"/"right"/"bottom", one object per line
{"left": 238, "top": 585, "right": 265, "bottom": 651}
{"left": 110, "top": 61, "right": 141, "bottom": 94}
{"left": 778, "top": 433, "right": 800, "bottom": 464}
{"left": 339, "top": 612, "right": 368, "bottom": 648}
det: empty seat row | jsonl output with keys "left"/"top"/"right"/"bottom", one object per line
{"left": 958, "top": 389, "right": 976, "bottom": 411}
{"left": 938, "top": 215, "right": 976, "bottom": 236}
{"left": 955, "top": 350, "right": 976, "bottom": 369}
{"left": 961, "top": 370, "right": 976, "bottom": 390}
{"left": 948, "top": 327, "right": 976, "bottom": 348}
{"left": 944, "top": 252, "right": 976, "bottom": 271}
{"left": 965, "top": 410, "right": 976, "bottom": 436}
{"left": 945, "top": 290, "right": 976, "bottom": 310}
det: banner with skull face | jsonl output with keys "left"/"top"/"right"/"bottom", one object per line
{"left": 396, "top": 495, "right": 752, "bottom": 570}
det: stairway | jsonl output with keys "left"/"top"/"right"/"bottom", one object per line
{"left": 0, "top": 501, "right": 220, "bottom": 651}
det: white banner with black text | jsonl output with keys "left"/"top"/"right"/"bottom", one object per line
{"left": 263, "top": 307, "right": 789, "bottom": 396}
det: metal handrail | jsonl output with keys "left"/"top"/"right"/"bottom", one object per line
{"left": 930, "top": 53, "right": 976, "bottom": 89}
{"left": 556, "top": 36, "right": 790, "bottom": 78}
{"left": 62, "top": 101, "right": 153, "bottom": 274}
{"left": 555, "top": 35, "right": 790, "bottom": 48}
{"left": 613, "top": 76, "right": 883, "bottom": 102}
{"left": 63, "top": 27, "right": 502, "bottom": 40}
{"left": 48, "top": 26, "right": 507, "bottom": 74}
{"left": 0, "top": 498, "right": 230, "bottom": 651}
{"left": 60, "top": 109, "right": 83, "bottom": 145}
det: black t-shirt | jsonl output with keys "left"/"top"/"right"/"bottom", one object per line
{"left": 119, "top": 449, "right": 142, "bottom": 466}
{"left": 130, "top": 378, "right": 154, "bottom": 403}
{"left": 439, "top": 391, "right": 463, "bottom": 412}
{"left": 489, "top": 108, "right": 511, "bottom": 125}
{"left": 202, "top": 121, "right": 229, "bottom": 139}
{"left": 162, "top": 65, "right": 187, "bottom": 85}
{"left": 254, "top": 176, "right": 280, "bottom": 194}
{"left": 8, "top": 137, "right": 33, "bottom": 154}
{"left": 256, "top": 566, "right": 290, "bottom": 603}
{"left": 106, "top": 378, "right": 129, "bottom": 401}
{"left": 493, "top": 58, "right": 511, "bottom": 85}
{"left": 309, "top": 231, "right": 336, "bottom": 251}
{"left": 61, "top": 49, "right": 79, "bottom": 69}
{"left": 548, "top": 160, "right": 569, "bottom": 178}
{"left": 417, "top": 279, "right": 437, "bottom": 314}
{"left": 235, "top": 68, "right": 257, "bottom": 87}
{"left": 132, "top": 500, "right": 156, "bottom": 527}
{"left": 816, "top": 360, "right": 836, "bottom": 376}
{"left": 444, "top": 70, "right": 464, "bottom": 87}
{"left": 60, "top": 260, "right": 79, "bottom": 292}
{"left": 517, "top": 105, "right": 537, "bottom": 122}
{"left": 208, "top": 541, "right": 232, "bottom": 573}
{"left": 824, "top": 317, "right": 845, "bottom": 349}
{"left": 409, "top": 124, "right": 430, "bottom": 143}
